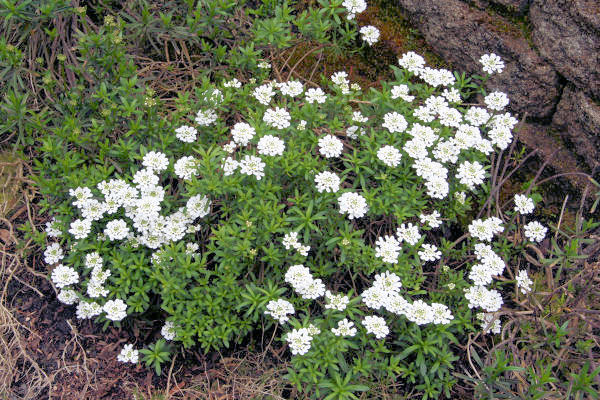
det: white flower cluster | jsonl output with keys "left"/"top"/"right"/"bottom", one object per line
{"left": 524, "top": 221, "right": 547, "bottom": 242}
{"left": 419, "top": 210, "right": 442, "bottom": 228}
{"left": 285, "top": 264, "right": 325, "bottom": 300}
{"left": 161, "top": 321, "right": 177, "bottom": 340}
{"left": 360, "top": 25, "right": 380, "bottom": 46}
{"left": 318, "top": 134, "right": 343, "bottom": 158}
{"left": 337, "top": 192, "right": 368, "bottom": 220}
{"left": 362, "top": 315, "right": 389, "bottom": 339}
{"left": 257, "top": 135, "right": 285, "bottom": 156}
{"left": 342, "top": 0, "right": 367, "bottom": 20}
{"left": 477, "top": 312, "right": 501, "bottom": 334}
{"left": 514, "top": 194, "right": 534, "bottom": 215}
{"left": 331, "top": 318, "right": 357, "bottom": 337}
{"left": 391, "top": 84, "right": 414, "bottom": 102}
{"left": 314, "top": 171, "right": 341, "bottom": 193}
{"left": 468, "top": 217, "right": 504, "bottom": 242}
{"left": 361, "top": 270, "right": 453, "bottom": 327}
{"left": 282, "top": 232, "right": 310, "bottom": 256}
{"left": 305, "top": 88, "right": 327, "bottom": 104}
{"left": 325, "top": 290, "right": 349, "bottom": 311}
{"left": 468, "top": 243, "right": 506, "bottom": 286}
{"left": 263, "top": 107, "right": 291, "bottom": 129}
{"left": 479, "top": 53, "right": 505, "bottom": 74}
{"left": 377, "top": 145, "right": 402, "bottom": 167}
{"left": 117, "top": 344, "right": 138, "bottom": 363}
{"left": 286, "top": 327, "right": 316, "bottom": 355}
{"left": 265, "top": 299, "right": 295, "bottom": 324}
{"left": 516, "top": 269, "right": 533, "bottom": 294}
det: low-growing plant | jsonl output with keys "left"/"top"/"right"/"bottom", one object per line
{"left": 32, "top": 38, "right": 560, "bottom": 397}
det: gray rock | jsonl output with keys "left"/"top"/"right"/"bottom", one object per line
{"left": 530, "top": 0, "right": 600, "bottom": 98}
{"left": 396, "top": 0, "right": 561, "bottom": 118}
{"left": 552, "top": 86, "right": 600, "bottom": 171}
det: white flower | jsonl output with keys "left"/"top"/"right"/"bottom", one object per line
{"left": 480, "top": 53, "right": 505, "bottom": 74}
{"left": 325, "top": 290, "right": 349, "bottom": 311}
{"left": 117, "top": 344, "right": 138, "bottom": 363}
{"left": 375, "top": 236, "right": 401, "bottom": 264}
{"left": 362, "top": 315, "right": 389, "bottom": 339}
{"left": 142, "top": 151, "right": 169, "bottom": 172}
{"left": 382, "top": 112, "right": 408, "bottom": 133}
{"left": 338, "top": 192, "right": 368, "bottom": 219}
{"left": 69, "top": 218, "right": 92, "bottom": 240}
{"left": 195, "top": 109, "right": 218, "bottom": 126}
{"left": 175, "top": 125, "right": 197, "bottom": 143}
{"left": 516, "top": 270, "right": 533, "bottom": 294}
{"left": 257, "top": 135, "right": 285, "bottom": 156}
{"left": 104, "top": 219, "right": 129, "bottom": 241}
{"left": 57, "top": 289, "right": 79, "bottom": 305}
{"left": 314, "top": 171, "right": 341, "bottom": 193}
{"left": 396, "top": 222, "right": 421, "bottom": 246}
{"left": 468, "top": 217, "right": 504, "bottom": 242}
{"left": 406, "top": 300, "right": 434, "bottom": 325}
{"left": 524, "top": 221, "right": 547, "bottom": 242}
{"left": 318, "top": 135, "right": 344, "bottom": 158}
{"left": 44, "top": 242, "right": 64, "bottom": 264}
{"left": 253, "top": 83, "right": 276, "bottom": 105}
{"left": 514, "top": 194, "right": 534, "bottom": 215}
{"left": 222, "top": 157, "right": 238, "bottom": 176}
{"left": 174, "top": 156, "right": 198, "bottom": 180}
{"left": 161, "top": 321, "right": 177, "bottom": 340}
{"left": 465, "top": 107, "right": 491, "bottom": 127}
{"left": 286, "top": 328, "right": 313, "bottom": 355}
{"left": 76, "top": 301, "right": 103, "bottom": 319}
{"left": 305, "top": 88, "right": 327, "bottom": 104}
{"left": 258, "top": 61, "right": 271, "bottom": 69}
{"left": 223, "top": 78, "right": 241, "bottom": 88}
{"left": 186, "top": 194, "right": 211, "bottom": 219}
{"left": 419, "top": 211, "right": 442, "bottom": 228}
{"left": 377, "top": 145, "right": 402, "bottom": 167}
{"left": 418, "top": 243, "right": 441, "bottom": 262}
{"left": 398, "top": 52, "right": 426, "bottom": 74}
{"left": 45, "top": 218, "right": 62, "bottom": 238}
{"left": 342, "top": 0, "right": 367, "bottom": 17}
{"left": 51, "top": 264, "right": 79, "bottom": 288}
{"left": 278, "top": 80, "right": 304, "bottom": 97}
{"left": 231, "top": 122, "right": 256, "bottom": 146}
{"left": 431, "top": 303, "right": 453, "bottom": 325}
{"left": 360, "top": 25, "right": 380, "bottom": 46}
{"left": 263, "top": 107, "right": 291, "bottom": 129}
{"left": 456, "top": 161, "right": 486, "bottom": 190}
{"left": 391, "top": 84, "right": 414, "bottom": 102}
{"left": 373, "top": 271, "right": 402, "bottom": 293}
{"left": 239, "top": 155, "right": 266, "bottom": 180}
{"left": 477, "top": 312, "right": 501, "bottom": 334}
{"left": 265, "top": 299, "right": 295, "bottom": 324}
{"left": 484, "top": 91, "right": 509, "bottom": 111}
{"left": 103, "top": 298, "right": 127, "bottom": 321}
{"left": 442, "top": 88, "right": 462, "bottom": 103}
{"left": 332, "top": 318, "right": 357, "bottom": 336}
{"left": 464, "top": 285, "right": 503, "bottom": 312}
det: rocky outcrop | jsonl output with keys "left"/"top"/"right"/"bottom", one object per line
{"left": 552, "top": 86, "right": 600, "bottom": 171}
{"left": 395, "top": 0, "right": 600, "bottom": 178}
{"left": 396, "top": 0, "right": 561, "bottom": 119}
{"left": 529, "top": 0, "right": 600, "bottom": 98}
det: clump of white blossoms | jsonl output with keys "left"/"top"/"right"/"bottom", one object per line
{"left": 480, "top": 53, "right": 505, "bottom": 74}
{"left": 265, "top": 299, "right": 295, "bottom": 324}
{"left": 161, "top": 321, "right": 177, "bottom": 340}
{"left": 337, "top": 192, "right": 368, "bottom": 219}
{"left": 175, "top": 125, "right": 197, "bottom": 143}
{"left": 314, "top": 171, "right": 341, "bottom": 193}
{"left": 342, "top": 0, "right": 367, "bottom": 20}
{"left": 325, "top": 290, "right": 349, "bottom": 311}
{"left": 51, "top": 264, "right": 79, "bottom": 288}
{"left": 282, "top": 232, "right": 310, "bottom": 256}
{"left": 377, "top": 145, "right": 402, "bottom": 167}
{"left": 362, "top": 315, "right": 389, "bottom": 339}
{"left": 286, "top": 327, "right": 314, "bottom": 355}
{"left": 360, "top": 25, "right": 380, "bottom": 46}
{"left": 257, "top": 135, "right": 285, "bottom": 156}
{"left": 477, "top": 312, "right": 501, "bottom": 334}
{"left": 524, "top": 221, "right": 547, "bottom": 242}
{"left": 231, "top": 122, "right": 256, "bottom": 146}
{"left": 332, "top": 318, "right": 357, "bottom": 336}
{"left": 239, "top": 155, "right": 266, "bottom": 180}
{"left": 117, "top": 344, "right": 139, "bottom": 363}
{"left": 516, "top": 270, "right": 533, "bottom": 294}
{"left": 514, "top": 194, "right": 535, "bottom": 215}
{"left": 284, "top": 264, "right": 325, "bottom": 300}
{"left": 263, "top": 107, "right": 291, "bottom": 129}
{"left": 44, "top": 242, "right": 64, "bottom": 264}
{"left": 305, "top": 87, "right": 327, "bottom": 104}
{"left": 382, "top": 112, "right": 408, "bottom": 133}
{"left": 103, "top": 298, "right": 128, "bottom": 321}
{"left": 318, "top": 134, "right": 343, "bottom": 158}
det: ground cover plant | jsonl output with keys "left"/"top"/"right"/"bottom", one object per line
{"left": 1, "top": 0, "right": 600, "bottom": 399}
